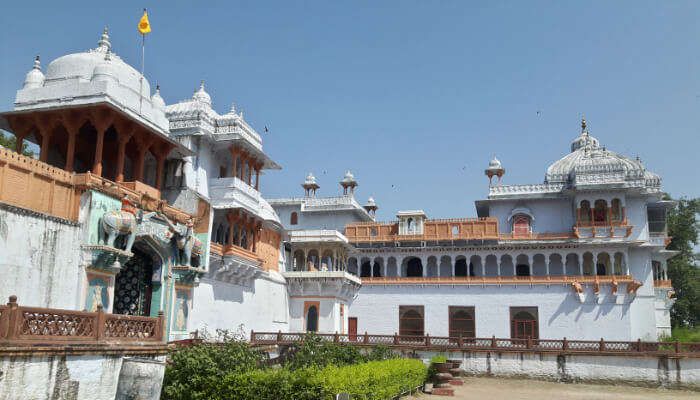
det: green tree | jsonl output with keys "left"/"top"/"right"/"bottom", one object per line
{"left": 665, "top": 196, "right": 699, "bottom": 327}
{"left": 0, "top": 130, "right": 36, "bottom": 157}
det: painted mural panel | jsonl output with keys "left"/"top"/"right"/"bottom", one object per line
{"left": 173, "top": 287, "right": 191, "bottom": 332}
{"left": 85, "top": 271, "right": 113, "bottom": 313}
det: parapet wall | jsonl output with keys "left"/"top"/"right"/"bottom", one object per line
{"left": 410, "top": 349, "right": 700, "bottom": 389}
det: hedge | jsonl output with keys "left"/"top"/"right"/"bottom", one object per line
{"left": 214, "top": 358, "right": 428, "bottom": 400}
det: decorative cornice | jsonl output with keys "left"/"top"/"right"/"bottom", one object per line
{"left": 0, "top": 201, "right": 80, "bottom": 226}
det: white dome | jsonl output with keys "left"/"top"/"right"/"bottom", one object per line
{"left": 341, "top": 169, "right": 356, "bottom": 184}
{"left": 367, "top": 197, "right": 376, "bottom": 206}
{"left": 488, "top": 156, "right": 502, "bottom": 170}
{"left": 43, "top": 30, "right": 151, "bottom": 96}
{"left": 544, "top": 121, "right": 661, "bottom": 189}
{"left": 192, "top": 81, "right": 211, "bottom": 105}
{"left": 151, "top": 85, "right": 166, "bottom": 110}
{"left": 23, "top": 56, "right": 44, "bottom": 89}
{"left": 91, "top": 50, "right": 119, "bottom": 84}
{"left": 304, "top": 172, "right": 317, "bottom": 185}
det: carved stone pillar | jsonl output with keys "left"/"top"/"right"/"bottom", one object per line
{"left": 63, "top": 120, "right": 80, "bottom": 172}
{"left": 115, "top": 120, "right": 134, "bottom": 182}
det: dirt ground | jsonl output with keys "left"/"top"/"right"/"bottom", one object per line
{"left": 412, "top": 377, "right": 698, "bottom": 400}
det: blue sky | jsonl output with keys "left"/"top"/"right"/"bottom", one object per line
{"left": 1, "top": 1, "right": 699, "bottom": 221}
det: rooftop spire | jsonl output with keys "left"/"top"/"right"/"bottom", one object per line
{"left": 97, "top": 28, "right": 111, "bottom": 52}
{"left": 32, "top": 55, "right": 41, "bottom": 70}
{"left": 581, "top": 117, "right": 586, "bottom": 133}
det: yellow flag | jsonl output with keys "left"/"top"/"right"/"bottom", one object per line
{"left": 138, "top": 10, "right": 151, "bottom": 34}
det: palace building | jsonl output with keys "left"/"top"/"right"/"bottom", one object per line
{"left": 0, "top": 30, "right": 675, "bottom": 344}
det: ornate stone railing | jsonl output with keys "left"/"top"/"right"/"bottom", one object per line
{"left": 359, "top": 275, "right": 636, "bottom": 285}
{"left": 488, "top": 183, "right": 566, "bottom": 196}
{"left": 345, "top": 218, "right": 499, "bottom": 243}
{"left": 0, "top": 148, "right": 194, "bottom": 224}
{"left": 0, "top": 296, "right": 165, "bottom": 345}
{"left": 210, "top": 242, "right": 262, "bottom": 264}
{"left": 250, "top": 331, "right": 700, "bottom": 357}
{"left": 0, "top": 146, "right": 79, "bottom": 221}
{"left": 499, "top": 232, "right": 578, "bottom": 240}
{"left": 654, "top": 280, "right": 672, "bottom": 288}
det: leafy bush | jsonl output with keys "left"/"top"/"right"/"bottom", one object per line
{"left": 430, "top": 354, "right": 447, "bottom": 363}
{"left": 162, "top": 329, "right": 264, "bottom": 400}
{"left": 284, "top": 333, "right": 397, "bottom": 370}
{"left": 285, "top": 332, "right": 368, "bottom": 370}
{"left": 661, "top": 326, "right": 700, "bottom": 342}
{"left": 212, "top": 358, "right": 428, "bottom": 400}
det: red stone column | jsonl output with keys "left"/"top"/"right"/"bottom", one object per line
{"left": 93, "top": 127, "right": 106, "bottom": 176}
{"left": 115, "top": 122, "right": 134, "bottom": 183}
{"left": 64, "top": 123, "right": 79, "bottom": 172}
{"left": 254, "top": 164, "right": 261, "bottom": 190}
{"left": 155, "top": 156, "right": 165, "bottom": 190}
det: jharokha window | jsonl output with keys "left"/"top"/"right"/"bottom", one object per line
{"left": 512, "top": 215, "right": 531, "bottom": 235}
{"left": 593, "top": 200, "right": 608, "bottom": 223}
{"left": 399, "top": 306, "right": 424, "bottom": 337}
{"left": 449, "top": 306, "right": 475, "bottom": 338}
{"left": 290, "top": 212, "right": 298, "bottom": 225}
{"left": 510, "top": 307, "right": 539, "bottom": 341}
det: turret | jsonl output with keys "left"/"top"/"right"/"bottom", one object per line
{"left": 301, "top": 172, "right": 320, "bottom": 197}
{"left": 364, "top": 197, "right": 378, "bottom": 219}
{"left": 340, "top": 170, "right": 358, "bottom": 196}
{"left": 485, "top": 155, "right": 505, "bottom": 186}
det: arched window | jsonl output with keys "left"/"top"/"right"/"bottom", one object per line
{"left": 512, "top": 215, "right": 531, "bottom": 235}
{"left": 454, "top": 258, "right": 468, "bottom": 277}
{"left": 594, "top": 200, "right": 608, "bottom": 223}
{"left": 510, "top": 307, "right": 538, "bottom": 340}
{"left": 516, "top": 264, "right": 530, "bottom": 276}
{"left": 305, "top": 304, "right": 318, "bottom": 332}
{"left": 399, "top": 306, "right": 424, "bottom": 336}
{"left": 405, "top": 258, "right": 423, "bottom": 277}
{"left": 372, "top": 261, "right": 382, "bottom": 277}
{"left": 290, "top": 212, "right": 298, "bottom": 225}
{"left": 407, "top": 218, "right": 414, "bottom": 231}
{"left": 611, "top": 199, "right": 622, "bottom": 222}
{"left": 360, "top": 261, "right": 372, "bottom": 277}
{"left": 449, "top": 306, "right": 475, "bottom": 338}
{"left": 580, "top": 200, "right": 592, "bottom": 224}
{"left": 652, "top": 261, "right": 663, "bottom": 281}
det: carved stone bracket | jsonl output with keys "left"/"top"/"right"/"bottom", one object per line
{"left": 82, "top": 244, "right": 134, "bottom": 273}
{"left": 207, "top": 254, "right": 262, "bottom": 286}
{"left": 283, "top": 271, "right": 362, "bottom": 302}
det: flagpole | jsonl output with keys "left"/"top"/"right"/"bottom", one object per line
{"left": 139, "top": 8, "right": 147, "bottom": 115}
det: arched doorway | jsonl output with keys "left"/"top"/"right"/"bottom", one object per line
{"left": 360, "top": 261, "right": 372, "bottom": 277}
{"left": 306, "top": 305, "right": 318, "bottom": 332}
{"left": 113, "top": 247, "right": 156, "bottom": 316}
{"left": 406, "top": 258, "right": 423, "bottom": 277}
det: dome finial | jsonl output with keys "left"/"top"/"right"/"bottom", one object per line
{"left": 97, "top": 28, "right": 111, "bottom": 51}
{"left": 23, "top": 54, "right": 45, "bottom": 89}
{"left": 33, "top": 55, "right": 41, "bottom": 70}
{"left": 581, "top": 117, "right": 586, "bottom": 133}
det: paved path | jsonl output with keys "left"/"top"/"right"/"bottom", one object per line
{"left": 413, "top": 377, "right": 697, "bottom": 399}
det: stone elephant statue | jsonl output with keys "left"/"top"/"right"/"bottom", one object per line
{"left": 163, "top": 216, "right": 203, "bottom": 267}
{"left": 99, "top": 197, "right": 156, "bottom": 253}
{"left": 100, "top": 209, "right": 140, "bottom": 252}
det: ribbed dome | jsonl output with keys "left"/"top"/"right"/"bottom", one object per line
{"left": 192, "top": 81, "right": 211, "bottom": 105}
{"left": 23, "top": 55, "right": 45, "bottom": 89}
{"left": 545, "top": 121, "right": 661, "bottom": 189}
{"left": 44, "top": 29, "right": 151, "bottom": 96}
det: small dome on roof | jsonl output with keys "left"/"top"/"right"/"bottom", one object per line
{"left": 23, "top": 55, "right": 45, "bottom": 89}
{"left": 488, "top": 155, "right": 502, "bottom": 170}
{"left": 304, "top": 172, "right": 317, "bottom": 185}
{"left": 151, "top": 85, "right": 165, "bottom": 110}
{"left": 341, "top": 169, "right": 356, "bottom": 184}
{"left": 192, "top": 80, "right": 211, "bottom": 105}
{"left": 367, "top": 197, "right": 375, "bottom": 206}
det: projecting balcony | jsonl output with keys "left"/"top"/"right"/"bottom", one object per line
{"left": 283, "top": 271, "right": 362, "bottom": 302}
{"left": 208, "top": 242, "right": 264, "bottom": 286}
{"left": 209, "top": 176, "right": 261, "bottom": 210}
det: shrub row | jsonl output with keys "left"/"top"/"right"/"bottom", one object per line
{"left": 217, "top": 358, "right": 428, "bottom": 400}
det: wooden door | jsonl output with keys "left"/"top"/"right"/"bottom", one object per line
{"left": 348, "top": 317, "right": 358, "bottom": 341}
